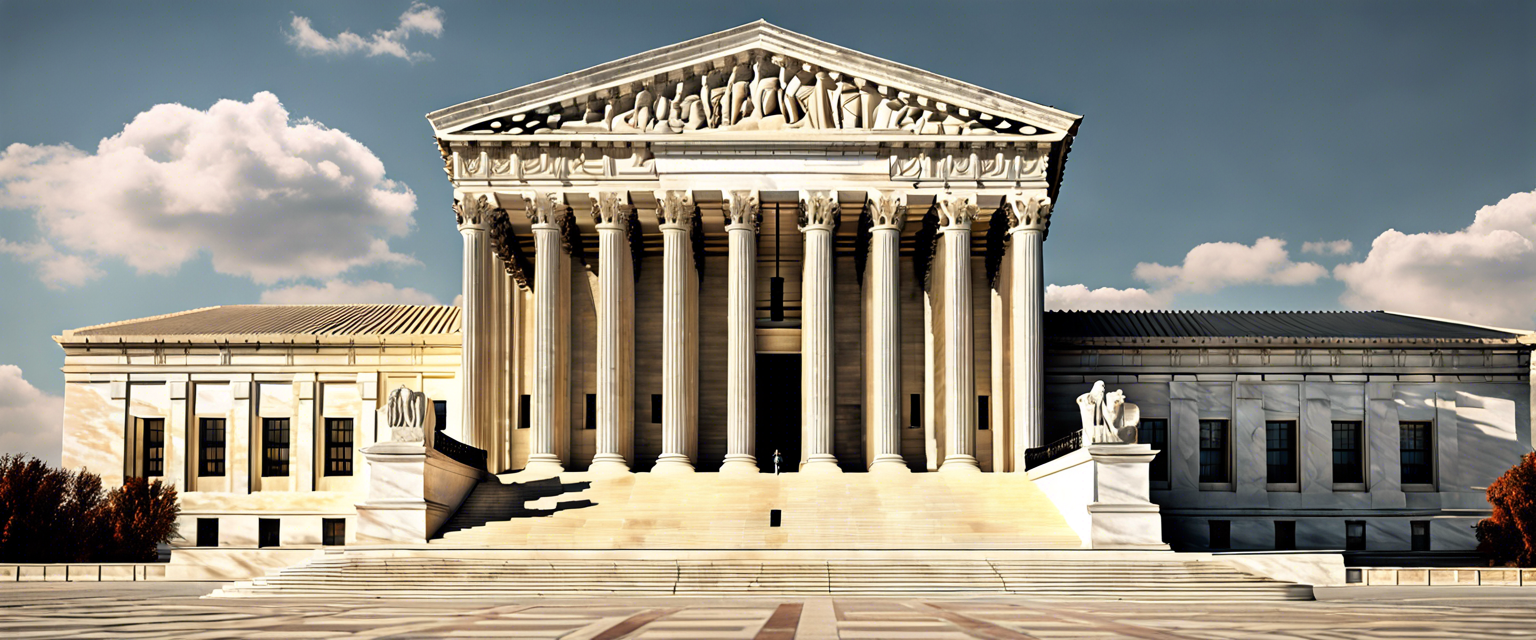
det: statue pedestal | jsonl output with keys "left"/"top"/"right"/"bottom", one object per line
{"left": 1027, "top": 443, "right": 1169, "bottom": 550}
{"left": 355, "top": 442, "right": 488, "bottom": 544}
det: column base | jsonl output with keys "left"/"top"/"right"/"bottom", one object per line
{"left": 939, "top": 455, "right": 981, "bottom": 473}
{"left": 521, "top": 455, "right": 565, "bottom": 478}
{"left": 720, "top": 455, "right": 759, "bottom": 474}
{"left": 869, "top": 456, "right": 911, "bottom": 473}
{"left": 652, "top": 454, "right": 695, "bottom": 474}
{"left": 587, "top": 455, "right": 631, "bottom": 475}
{"left": 801, "top": 455, "right": 842, "bottom": 474}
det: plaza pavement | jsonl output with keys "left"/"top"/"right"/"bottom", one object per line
{"left": 1, "top": 582, "right": 1534, "bottom": 638}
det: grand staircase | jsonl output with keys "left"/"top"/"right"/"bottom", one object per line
{"left": 432, "top": 470, "right": 1084, "bottom": 549}
{"left": 209, "top": 552, "right": 1312, "bottom": 600}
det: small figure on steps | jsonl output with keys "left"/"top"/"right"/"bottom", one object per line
{"left": 773, "top": 449, "right": 783, "bottom": 475}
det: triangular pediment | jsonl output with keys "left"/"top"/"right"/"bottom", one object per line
{"left": 427, "top": 21, "right": 1081, "bottom": 139}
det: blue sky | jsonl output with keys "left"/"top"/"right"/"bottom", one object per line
{"left": 1, "top": 1, "right": 1533, "bottom": 463}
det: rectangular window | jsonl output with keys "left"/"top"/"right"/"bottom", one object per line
{"left": 1275, "top": 521, "right": 1296, "bottom": 551}
{"left": 651, "top": 394, "right": 663, "bottom": 424}
{"left": 258, "top": 518, "right": 280, "bottom": 548}
{"left": 909, "top": 394, "right": 922, "bottom": 429}
{"left": 1346, "top": 520, "right": 1367, "bottom": 551}
{"left": 433, "top": 400, "right": 447, "bottom": 432}
{"left": 1332, "top": 421, "right": 1364, "bottom": 484}
{"left": 1400, "top": 422, "right": 1433, "bottom": 485}
{"left": 324, "top": 418, "right": 354, "bottom": 477}
{"left": 1199, "top": 419, "right": 1229, "bottom": 484}
{"left": 322, "top": 518, "right": 346, "bottom": 546}
{"left": 262, "top": 418, "right": 290, "bottom": 477}
{"left": 518, "top": 394, "right": 531, "bottom": 429}
{"left": 1266, "top": 420, "right": 1298, "bottom": 484}
{"left": 1411, "top": 521, "right": 1431, "bottom": 552}
{"left": 198, "top": 418, "right": 226, "bottom": 477}
{"left": 141, "top": 418, "right": 165, "bottom": 477}
{"left": 1138, "top": 418, "right": 1169, "bottom": 483}
{"left": 196, "top": 518, "right": 219, "bottom": 547}
{"left": 977, "top": 396, "right": 989, "bottom": 431}
{"left": 1209, "top": 520, "right": 1230, "bottom": 550}
{"left": 585, "top": 393, "right": 597, "bottom": 430}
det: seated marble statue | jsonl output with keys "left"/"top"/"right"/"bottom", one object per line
{"left": 1076, "top": 380, "right": 1140, "bottom": 444}
{"left": 379, "top": 386, "right": 436, "bottom": 445}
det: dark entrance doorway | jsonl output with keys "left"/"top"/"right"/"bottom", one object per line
{"left": 755, "top": 353, "right": 801, "bottom": 473}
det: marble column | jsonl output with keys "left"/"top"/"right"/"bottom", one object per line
{"left": 590, "top": 192, "right": 634, "bottom": 473}
{"left": 454, "top": 194, "right": 494, "bottom": 450}
{"left": 722, "top": 191, "right": 760, "bottom": 473}
{"left": 937, "top": 193, "right": 980, "bottom": 472}
{"left": 654, "top": 191, "right": 697, "bottom": 472}
{"left": 525, "top": 191, "right": 570, "bottom": 473}
{"left": 1005, "top": 194, "right": 1051, "bottom": 463}
{"left": 799, "top": 191, "right": 841, "bottom": 472}
{"left": 867, "top": 191, "right": 908, "bottom": 471}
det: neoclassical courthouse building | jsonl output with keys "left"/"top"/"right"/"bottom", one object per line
{"left": 57, "top": 23, "right": 1532, "bottom": 567}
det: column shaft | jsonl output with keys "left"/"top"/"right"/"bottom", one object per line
{"left": 939, "top": 195, "right": 980, "bottom": 472}
{"left": 591, "top": 194, "right": 633, "bottom": 472}
{"left": 457, "top": 208, "right": 490, "bottom": 450}
{"left": 655, "top": 193, "right": 696, "bottom": 471}
{"left": 527, "top": 211, "right": 568, "bottom": 472}
{"left": 722, "top": 193, "right": 759, "bottom": 473}
{"left": 1015, "top": 229, "right": 1045, "bottom": 456}
{"left": 800, "top": 192, "right": 840, "bottom": 472}
{"left": 869, "top": 225, "right": 905, "bottom": 469}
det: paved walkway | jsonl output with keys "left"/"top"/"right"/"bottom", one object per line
{"left": 2, "top": 583, "right": 1534, "bottom": 638}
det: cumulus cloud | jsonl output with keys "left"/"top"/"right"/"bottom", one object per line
{"left": 288, "top": 3, "right": 444, "bottom": 62}
{"left": 1302, "top": 239, "right": 1353, "bottom": 255}
{"left": 1045, "top": 284, "right": 1168, "bottom": 311}
{"left": 1133, "top": 237, "right": 1326, "bottom": 293}
{"left": 0, "top": 365, "right": 63, "bottom": 466}
{"left": 1335, "top": 191, "right": 1536, "bottom": 329}
{"left": 0, "top": 238, "right": 104, "bottom": 288}
{"left": 0, "top": 92, "right": 418, "bottom": 288}
{"left": 261, "top": 279, "right": 441, "bottom": 305}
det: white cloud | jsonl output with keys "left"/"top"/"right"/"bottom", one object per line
{"left": 451, "top": 293, "right": 463, "bottom": 307}
{"left": 0, "top": 365, "right": 63, "bottom": 467}
{"left": 1335, "top": 191, "right": 1536, "bottom": 329}
{"left": 0, "top": 238, "right": 104, "bottom": 288}
{"left": 288, "top": 3, "right": 444, "bottom": 62}
{"left": 261, "top": 279, "right": 441, "bottom": 305}
{"left": 1302, "top": 239, "right": 1354, "bottom": 255}
{"left": 1045, "top": 284, "right": 1168, "bottom": 311}
{"left": 0, "top": 92, "right": 418, "bottom": 288}
{"left": 1133, "top": 237, "right": 1326, "bottom": 293}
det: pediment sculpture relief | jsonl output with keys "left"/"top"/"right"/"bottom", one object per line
{"left": 473, "top": 57, "right": 1042, "bottom": 137}
{"left": 1077, "top": 380, "right": 1140, "bottom": 444}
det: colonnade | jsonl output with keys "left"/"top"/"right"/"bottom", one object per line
{"left": 454, "top": 189, "right": 1052, "bottom": 474}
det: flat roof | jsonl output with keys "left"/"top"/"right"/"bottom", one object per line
{"left": 60, "top": 305, "right": 461, "bottom": 343}
{"left": 1045, "top": 311, "right": 1527, "bottom": 342}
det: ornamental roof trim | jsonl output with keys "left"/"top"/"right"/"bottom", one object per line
{"left": 58, "top": 304, "right": 461, "bottom": 343}
{"left": 1044, "top": 310, "right": 1531, "bottom": 343}
{"left": 425, "top": 20, "right": 1082, "bottom": 139}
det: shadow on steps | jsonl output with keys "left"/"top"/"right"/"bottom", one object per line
{"left": 434, "top": 477, "right": 596, "bottom": 538}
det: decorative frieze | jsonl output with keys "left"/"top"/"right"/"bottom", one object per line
{"left": 452, "top": 145, "right": 656, "bottom": 181}
{"left": 889, "top": 147, "right": 1048, "bottom": 183}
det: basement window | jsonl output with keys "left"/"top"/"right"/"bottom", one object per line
{"left": 770, "top": 510, "right": 782, "bottom": 527}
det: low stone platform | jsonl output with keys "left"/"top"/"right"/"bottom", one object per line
{"left": 207, "top": 549, "right": 1315, "bottom": 600}
{"left": 433, "top": 470, "right": 1085, "bottom": 549}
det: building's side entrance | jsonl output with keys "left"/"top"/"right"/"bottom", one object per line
{"left": 754, "top": 353, "right": 801, "bottom": 473}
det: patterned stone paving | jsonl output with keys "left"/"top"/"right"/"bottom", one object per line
{"left": 1, "top": 583, "right": 1534, "bottom": 638}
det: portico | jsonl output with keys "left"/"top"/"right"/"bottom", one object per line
{"left": 431, "top": 22, "right": 1075, "bottom": 475}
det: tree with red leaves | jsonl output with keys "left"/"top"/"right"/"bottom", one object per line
{"left": 1477, "top": 452, "right": 1536, "bottom": 567}
{"left": 0, "top": 454, "right": 179, "bottom": 562}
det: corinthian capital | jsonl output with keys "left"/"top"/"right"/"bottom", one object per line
{"left": 723, "top": 190, "right": 759, "bottom": 231}
{"left": 867, "top": 190, "right": 907, "bottom": 231}
{"left": 589, "top": 191, "right": 633, "bottom": 228}
{"left": 1002, "top": 193, "right": 1052, "bottom": 236}
{"left": 523, "top": 191, "right": 568, "bottom": 227}
{"left": 454, "top": 193, "right": 495, "bottom": 228}
{"left": 654, "top": 190, "right": 695, "bottom": 229}
{"left": 934, "top": 192, "right": 979, "bottom": 230}
{"left": 797, "top": 190, "right": 840, "bottom": 232}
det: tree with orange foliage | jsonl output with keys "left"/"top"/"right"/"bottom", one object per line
{"left": 0, "top": 454, "right": 179, "bottom": 562}
{"left": 1477, "top": 452, "right": 1536, "bottom": 567}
